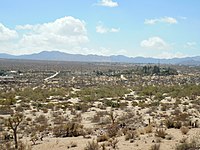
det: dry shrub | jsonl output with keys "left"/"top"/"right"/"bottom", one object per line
{"left": 53, "top": 116, "right": 66, "bottom": 125}
{"left": 150, "top": 144, "right": 160, "bottom": 150}
{"left": 155, "top": 128, "right": 167, "bottom": 139}
{"left": 72, "top": 113, "right": 82, "bottom": 123}
{"left": 92, "top": 114, "right": 101, "bottom": 123}
{"left": 53, "top": 121, "right": 84, "bottom": 137}
{"left": 35, "top": 115, "right": 48, "bottom": 125}
{"left": 84, "top": 128, "right": 93, "bottom": 135}
{"left": 144, "top": 125, "right": 153, "bottom": 133}
{"left": 35, "top": 124, "right": 47, "bottom": 133}
{"left": 121, "top": 127, "right": 129, "bottom": 135}
{"left": 74, "top": 103, "right": 90, "bottom": 112}
{"left": 165, "top": 119, "right": 174, "bottom": 128}
{"left": 176, "top": 143, "right": 193, "bottom": 150}
{"left": 84, "top": 140, "right": 99, "bottom": 150}
{"left": 18, "top": 140, "right": 32, "bottom": 150}
{"left": 0, "top": 140, "right": 31, "bottom": 150}
{"left": 30, "top": 133, "right": 38, "bottom": 145}
{"left": 125, "top": 130, "right": 136, "bottom": 141}
{"left": 180, "top": 126, "right": 189, "bottom": 135}
{"left": 106, "top": 124, "right": 119, "bottom": 138}
{"left": 108, "top": 111, "right": 118, "bottom": 125}
{"left": 174, "top": 121, "right": 182, "bottom": 129}
{"left": 109, "top": 138, "right": 119, "bottom": 149}
{"left": 165, "top": 119, "right": 183, "bottom": 129}
{"left": 97, "top": 134, "right": 109, "bottom": 142}
{"left": 0, "top": 106, "right": 13, "bottom": 115}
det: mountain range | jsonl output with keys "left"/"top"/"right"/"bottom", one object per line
{"left": 0, "top": 51, "right": 200, "bottom": 65}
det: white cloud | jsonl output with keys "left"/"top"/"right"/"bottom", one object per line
{"left": 16, "top": 24, "right": 35, "bottom": 30}
{"left": 0, "top": 23, "right": 18, "bottom": 41}
{"left": 97, "top": 0, "right": 118, "bottom": 7}
{"left": 144, "top": 17, "right": 178, "bottom": 25}
{"left": 161, "top": 17, "right": 178, "bottom": 24}
{"left": 17, "top": 16, "right": 89, "bottom": 53}
{"left": 96, "top": 25, "right": 108, "bottom": 34}
{"left": 140, "top": 36, "right": 170, "bottom": 50}
{"left": 96, "top": 23, "right": 120, "bottom": 34}
{"left": 0, "top": 16, "right": 89, "bottom": 55}
{"left": 110, "top": 28, "right": 120, "bottom": 32}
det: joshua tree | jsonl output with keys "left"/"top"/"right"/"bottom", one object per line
{"left": 6, "top": 113, "right": 23, "bottom": 149}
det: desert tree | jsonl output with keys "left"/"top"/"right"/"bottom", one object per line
{"left": 6, "top": 113, "right": 23, "bottom": 149}
{"left": 108, "top": 110, "right": 118, "bottom": 125}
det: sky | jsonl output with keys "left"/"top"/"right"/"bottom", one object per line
{"left": 0, "top": 0, "right": 199, "bottom": 58}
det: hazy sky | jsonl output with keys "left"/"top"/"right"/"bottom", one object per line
{"left": 0, "top": 0, "right": 199, "bottom": 58}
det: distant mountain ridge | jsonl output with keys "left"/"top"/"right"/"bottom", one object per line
{"left": 0, "top": 51, "right": 200, "bottom": 65}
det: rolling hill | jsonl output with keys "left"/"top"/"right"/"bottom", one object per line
{"left": 0, "top": 51, "right": 200, "bottom": 65}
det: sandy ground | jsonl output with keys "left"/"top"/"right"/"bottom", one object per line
{"left": 24, "top": 128, "right": 200, "bottom": 150}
